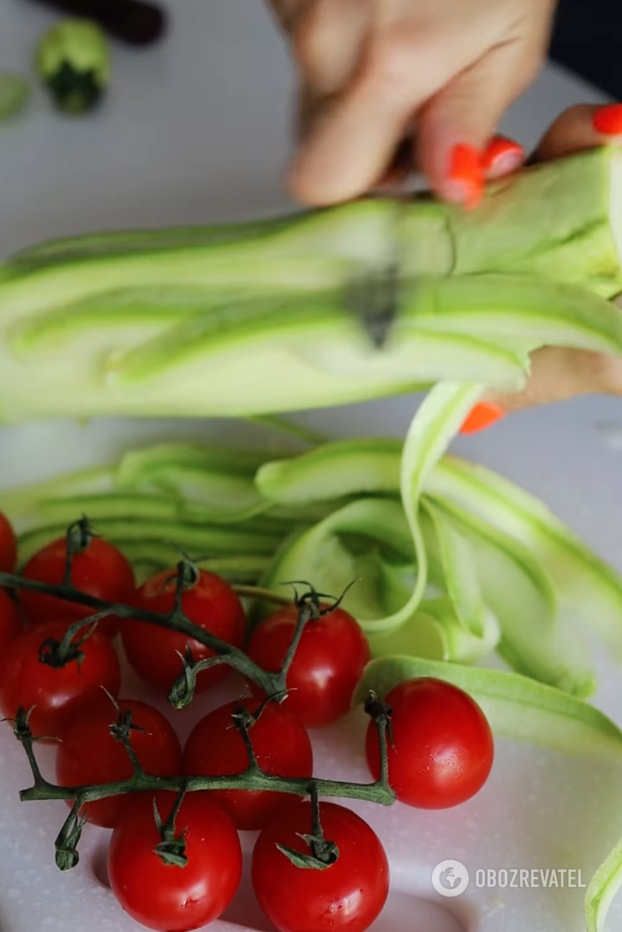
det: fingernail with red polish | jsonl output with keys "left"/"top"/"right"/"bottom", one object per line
{"left": 481, "top": 136, "right": 524, "bottom": 177}
{"left": 593, "top": 104, "right": 622, "bottom": 136}
{"left": 445, "top": 144, "right": 483, "bottom": 209}
{"left": 460, "top": 402, "right": 505, "bottom": 435}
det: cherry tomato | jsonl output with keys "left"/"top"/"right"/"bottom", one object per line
{"left": 56, "top": 698, "right": 183, "bottom": 828}
{"left": 183, "top": 698, "right": 313, "bottom": 830}
{"left": 0, "top": 511, "right": 17, "bottom": 573}
{"left": 365, "top": 677, "right": 494, "bottom": 809}
{"left": 246, "top": 604, "right": 370, "bottom": 728}
{"left": 20, "top": 534, "right": 135, "bottom": 639}
{"left": 108, "top": 791, "right": 243, "bottom": 932}
{"left": 0, "top": 587, "right": 21, "bottom": 651}
{"left": 122, "top": 569, "right": 246, "bottom": 694}
{"left": 252, "top": 800, "right": 389, "bottom": 932}
{"left": 0, "top": 621, "right": 121, "bottom": 740}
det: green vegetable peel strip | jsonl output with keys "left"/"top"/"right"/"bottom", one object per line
{"left": 587, "top": 835, "right": 622, "bottom": 932}
{"left": 260, "top": 383, "right": 483, "bottom": 634}
{"left": 355, "top": 657, "right": 622, "bottom": 762}
{"left": 423, "top": 495, "right": 596, "bottom": 697}
{"left": 426, "top": 457, "right": 622, "bottom": 661}
{"left": 419, "top": 499, "right": 486, "bottom": 637}
{"left": 395, "top": 381, "right": 484, "bottom": 629}
{"left": 257, "top": 437, "right": 622, "bottom": 676}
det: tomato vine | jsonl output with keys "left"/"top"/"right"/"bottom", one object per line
{"left": 0, "top": 521, "right": 395, "bottom": 873}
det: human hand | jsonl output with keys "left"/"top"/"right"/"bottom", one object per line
{"left": 268, "top": 0, "right": 555, "bottom": 207}
{"left": 460, "top": 104, "right": 622, "bottom": 434}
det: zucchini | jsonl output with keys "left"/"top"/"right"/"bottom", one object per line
{"left": 2, "top": 149, "right": 622, "bottom": 423}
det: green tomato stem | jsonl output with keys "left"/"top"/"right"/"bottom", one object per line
{"left": 19, "top": 765, "right": 395, "bottom": 806}
{"left": 0, "top": 567, "right": 285, "bottom": 696}
{"left": 2, "top": 540, "right": 395, "bottom": 875}
{"left": 14, "top": 703, "right": 395, "bottom": 834}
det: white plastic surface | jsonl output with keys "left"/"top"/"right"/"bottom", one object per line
{"left": 1, "top": 2, "right": 622, "bottom": 931}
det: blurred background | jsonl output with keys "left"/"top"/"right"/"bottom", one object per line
{"left": 552, "top": 0, "right": 622, "bottom": 100}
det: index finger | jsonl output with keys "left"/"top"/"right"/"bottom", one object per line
{"left": 532, "top": 103, "right": 621, "bottom": 162}
{"left": 287, "top": 28, "right": 468, "bottom": 205}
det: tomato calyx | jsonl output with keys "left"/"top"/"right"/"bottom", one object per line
{"left": 108, "top": 702, "right": 150, "bottom": 765}
{"left": 276, "top": 578, "right": 360, "bottom": 681}
{"left": 63, "top": 517, "right": 97, "bottom": 583}
{"left": 276, "top": 834, "right": 340, "bottom": 871}
{"left": 227, "top": 698, "right": 277, "bottom": 772}
{"left": 55, "top": 802, "right": 87, "bottom": 871}
{"left": 276, "top": 787, "right": 340, "bottom": 871}
{"left": 152, "top": 789, "right": 189, "bottom": 869}
{"left": 6, "top": 704, "right": 59, "bottom": 748}
{"left": 38, "top": 615, "right": 104, "bottom": 669}
{"left": 6, "top": 706, "right": 41, "bottom": 748}
{"left": 282, "top": 578, "right": 359, "bottom": 625}
{"left": 162, "top": 557, "right": 202, "bottom": 599}
{"left": 364, "top": 691, "right": 394, "bottom": 747}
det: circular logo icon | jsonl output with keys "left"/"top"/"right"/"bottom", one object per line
{"left": 432, "top": 860, "right": 470, "bottom": 898}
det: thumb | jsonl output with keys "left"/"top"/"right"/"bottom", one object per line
{"left": 417, "top": 40, "right": 544, "bottom": 205}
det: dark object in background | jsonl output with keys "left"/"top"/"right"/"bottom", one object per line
{"left": 551, "top": 0, "right": 620, "bottom": 99}
{"left": 26, "top": 0, "right": 167, "bottom": 47}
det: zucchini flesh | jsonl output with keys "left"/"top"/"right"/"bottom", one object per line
{"left": 367, "top": 597, "right": 501, "bottom": 664}
{"left": 259, "top": 383, "right": 482, "bottom": 634}
{"left": 426, "top": 456, "right": 622, "bottom": 661}
{"left": 256, "top": 438, "right": 403, "bottom": 505}
{"left": 421, "top": 501, "right": 486, "bottom": 636}
{"left": 424, "top": 497, "right": 595, "bottom": 697}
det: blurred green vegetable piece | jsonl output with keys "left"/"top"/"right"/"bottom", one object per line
{"left": 36, "top": 18, "right": 110, "bottom": 113}
{"left": 0, "top": 74, "right": 31, "bottom": 120}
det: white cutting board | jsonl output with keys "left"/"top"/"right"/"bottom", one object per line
{"left": 2, "top": 2, "right": 622, "bottom": 931}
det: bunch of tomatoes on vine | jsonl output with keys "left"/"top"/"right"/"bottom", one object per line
{"left": 0, "top": 511, "right": 494, "bottom": 932}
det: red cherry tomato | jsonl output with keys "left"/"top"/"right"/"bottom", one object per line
{"left": 183, "top": 698, "right": 313, "bottom": 830}
{"left": 0, "top": 511, "right": 17, "bottom": 573}
{"left": 108, "top": 791, "right": 243, "bottom": 932}
{"left": 365, "top": 678, "right": 494, "bottom": 808}
{"left": 0, "top": 587, "right": 21, "bottom": 651}
{"left": 246, "top": 604, "right": 370, "bottom": 728}
{"left": 252, "top": 800, "right": 389, "bottom": 932}
{"left": 0, "top": 621, "right": 121, "bottom": 740}
{"left": 56, "top": 698, "right": 183, "bottom": 828}
{"left": 122, "top": 569, "right": 246, "bottom": 694}
{"left": 20, "top": 535, "right": 135, "bottom": 639}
